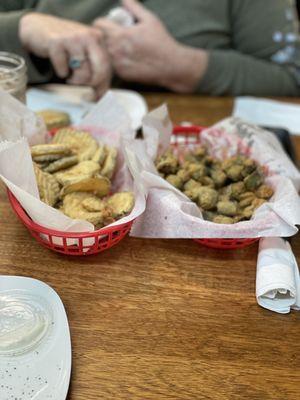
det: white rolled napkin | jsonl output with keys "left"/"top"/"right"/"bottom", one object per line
{"left": 256, "top": 237, "right": 300, "bottom": 314}
{"left": 107, "top": 7, "right": 135, "bottom": 27}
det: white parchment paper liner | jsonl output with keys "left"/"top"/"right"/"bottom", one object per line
{"left": 128, "top": 105, "right": 300, "bottom": 238}
{"left": 0, "top": 90, "right": 146, "bottom": 248}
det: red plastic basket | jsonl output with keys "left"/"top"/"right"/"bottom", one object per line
{"left": 7, "top": 190, "right": 133, "bottom": 256}
{"left": 172, "top": 125, "right": 259, "bottom": 250}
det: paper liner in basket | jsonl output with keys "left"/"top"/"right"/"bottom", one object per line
{"left": 0, "top": 91, "right": 146, "bottom": 247}
{"left": 127, "top": 105, "right": 300, "bottom": 239}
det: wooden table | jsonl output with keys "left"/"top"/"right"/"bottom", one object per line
{"left": 0, "top": 95, "right": 299, "bottom": 400}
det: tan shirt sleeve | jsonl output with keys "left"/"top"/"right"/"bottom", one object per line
{"left": 199, "top": 0, "right": 300, "bottom": 96}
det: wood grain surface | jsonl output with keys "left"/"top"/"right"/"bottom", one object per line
{"left": 0, "top": 95, "right": 299, "bottom": 400}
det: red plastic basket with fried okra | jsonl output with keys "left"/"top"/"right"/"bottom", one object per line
{"left": 8, "top": 127, "right": 135, "bottom": 256}
{"left": 160, "top": 125, "right": 275, "bottom": 249}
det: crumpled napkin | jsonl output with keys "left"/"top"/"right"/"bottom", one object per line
{"left": 256, "top": 237, "right": 300, "bottom": 314}
{"left": 107, "top": 7, "right": 135, "bottom": 27}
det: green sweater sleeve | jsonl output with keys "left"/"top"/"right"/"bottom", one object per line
{"left": 199, "top": 49, "right": 300, "bottom": 96}
{"left": 199, "top": 0, "right": 300, "bottom": 96}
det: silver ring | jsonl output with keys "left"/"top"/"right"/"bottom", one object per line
{"left": 69, "top": 57, "right": 86, "bottom": 70}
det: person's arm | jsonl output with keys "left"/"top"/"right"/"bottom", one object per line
{"left": 198, "top": 0, "right": 300, "bottom": 96}
{"left": 0, "top": 8, "right": 54, "bottom": 84}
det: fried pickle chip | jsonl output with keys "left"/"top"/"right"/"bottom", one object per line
{"left": 37, "top": 109, "right": 71, "bottom": 130}
{"left": 55, "top": 160, "right": 100, "bottom": 186}
{"left": 106, "top": 192, "right": 135, "bottom": 219}
{"left": 100, "top": 146, "right": 118, "bottom": 179}
{"left": 92, "top": 145, "right": 107, "bottom": 166}
{"left": 33, "top": 163, "right": 60, "bottom": 207}
{"left": 33, "top": 154, "right": 63, "bottom": 163}
{"left": 60, "top": 175, "right": 110, "bottom": 197}
{"left": 44, "top": 155, "right": 78, "bottom": 173}
{"left": 82, "top": 197, "right": 106, "bottom": 212}
{"left": 52, "top": 128, "right": 99, "bottom": 161}
{"left": 62, "top": 192, "right": 111, "bottom": 227}
{"left": 31, "top": 144, "right": 71, "bottom": 157}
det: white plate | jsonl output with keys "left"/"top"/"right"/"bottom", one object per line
{"left": 0, "top": 276, "right": 71, "bottom": 400}
{"left": 26, "top": 85, "right": 148, "bottom": 131}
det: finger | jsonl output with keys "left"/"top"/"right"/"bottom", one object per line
{"left": 93, "top": 18, "right": 125, "bottom": 37}
{"left": 48, "top": 41, "right": 69, "bottom": 78}
{"left": 64, "top": 38, "right": 92, "bottom": 85}
{"left": 86, "top": 40, "right": 112, "bottom": 87}
{"left": 67, "top": 60, "right": 92, "bottom": 85}
{"left": 122, "top": 0, "right": 154, "bottom": 21}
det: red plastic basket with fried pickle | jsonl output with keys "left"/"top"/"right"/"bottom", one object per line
{"left": 7, "top": 127, "right": 134, "bottom": 256}
{"left": 172, "top": 125, "right": 259, "bottom": 250}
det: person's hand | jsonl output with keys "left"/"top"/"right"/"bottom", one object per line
{"left": 93, "top": 0, "right": 208, "bottom": 93}
{"left": 19, "top": 13, "right": 112, "bottom": 96}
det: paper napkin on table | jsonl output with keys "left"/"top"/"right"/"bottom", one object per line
{"left": 233, "top": 97, "right": 300, "bottom": 136}
{"left": 256, "top": 237, "right": 300, "bottom": 314}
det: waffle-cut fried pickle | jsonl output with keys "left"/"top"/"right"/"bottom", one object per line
{"left": 52, "top": 128, "right": 99, "bottom": 161}
{"left": 156, "top": 150, "right": 179, "bottom": 175}
{"left": 60, "top": 175, "right": 110, "bottom": 197}
{"left": 106, "top": 192, "right": 135, "bottom": 219}
{"left": 256, "top": 184, "right": 274, "bottom": 199}
{"left": 37, "top": 109, "right": 71, "bottom": 130}
{"left": 55, "top": 160, "right": 100, "bottom": 186}
{"left": 217, "top": 201, "right": 238, "bottom": 217}
{"left": 166, "top": 175, "right": 184, "bottom": 189}
{"left": 101, "top": 146, "right": 118, "bottom": 179}
{"left": 92, "top": 145, "right": 107, "bottom": 166}
{"left": 62, "top": 192, "right": 110, "bottom": 227}
{"left": 44, "top": 155, "right": 78, "bottom": 173}
{"left": 31, "top": 144, "right": 71, "bottom": 157}
{"left": 33, "top": 163, "right": 60, "bottom": 207}
{"left": 33, "top": 154, "right": 64, "bottom": 163}
{"left": 82, "top": 197, "right": 106, "bottom": 212}
{"left": 213, "top": 215, "right": 234, "bottom": 224}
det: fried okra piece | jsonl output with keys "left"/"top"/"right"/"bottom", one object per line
{"left": 244, "top": 170, "right": 263, "bottom": 191}
{"left": 252, "top": 198, "right": 267, "bottom": 209}
{"left": 176, "top": 169, "right": 191, "bottom": 183}
{"left": 183, "top": 179, "right": 203, "bottom": 201}
{"left": 213, "top": 215, "right": 234, "bottom": 224}
{"left": 166, "top": 174, "right": 184, "bottom": 190}
{"left": 199, "top": 176, "right": 215, "bottom": 188}
{"left": 202, "top": 211, "right": 216, "bottom": 222}
{"left": 242, "top": 158, "right": 257, "bottom": 176}
{"left": 226, "top": 165, "right": 244, "bottom": 182}
{"left": 193, "top": 146, "right": 207, "bottom": 160}
{"left": 184, "top": 163, "right": 206, "bottom": 181}
{"left": 239, "top": 192, "right": 256, "bottom": 208}
{"left": 256, "top": 184, "right": 274, "bottom": 199}
{"left": 156, "top": 150, "right": 179, "bottom": 175}
{"left": 197, "top": 187, "right": 218, "bottom": 211}
{"left": 210, "top": 169, "right": 227, "bottom": 187}
{"left": 217, "top": 201, "right": 238, "bottom": 217}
